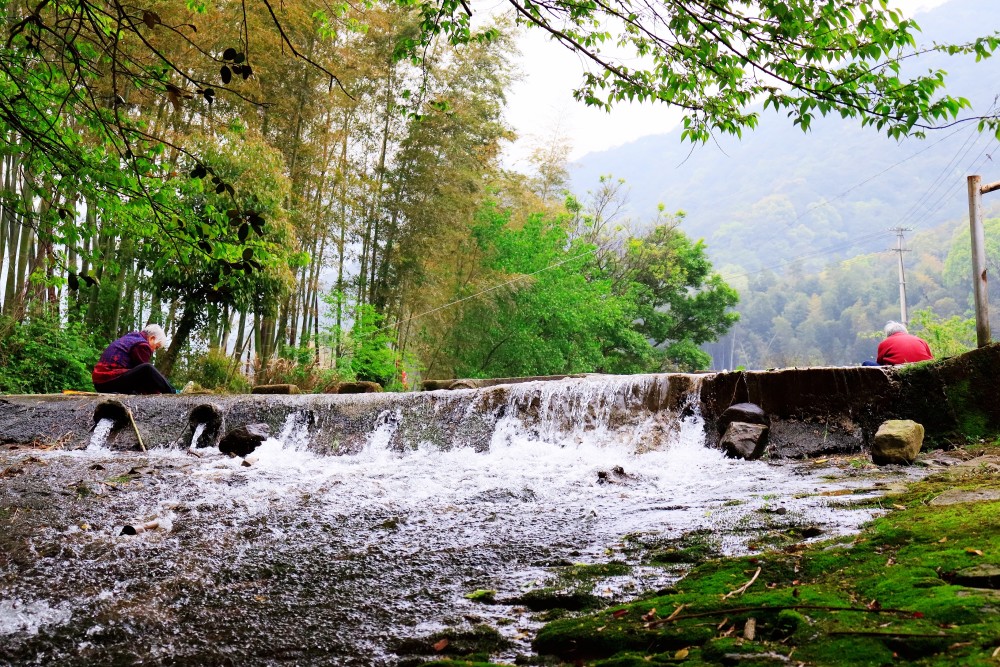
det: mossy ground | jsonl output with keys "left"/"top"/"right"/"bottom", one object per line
{"left": 527, "top": 443, "right": 1000, "bottom": 666}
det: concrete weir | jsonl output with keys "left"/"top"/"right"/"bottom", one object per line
{"left": 2, "top": 343, "right": 999, "bottom": 457}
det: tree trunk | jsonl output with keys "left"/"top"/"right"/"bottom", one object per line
{"left": 160, "top": 304, "right": 197, "bottom": 376}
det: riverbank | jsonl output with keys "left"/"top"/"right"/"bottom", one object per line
{"left": 425, "top": 442, "right": 1000, "bottom": 666}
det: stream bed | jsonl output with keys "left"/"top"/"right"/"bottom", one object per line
{"left": 0, "top": 398, "right": 918, "bottom": 666}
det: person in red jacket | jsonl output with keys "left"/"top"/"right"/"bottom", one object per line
{"left": 92, "top": 324, "right": 176, "bottom": 394}
{"left": 876, "top": 321, "right": 934, "bottom": 365}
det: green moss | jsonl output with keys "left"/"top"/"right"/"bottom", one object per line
{"left": 511, "top": 588, "right": 605, "bottom": 612}
{"left": 531, "top": 470, "right": 1000, "bottom": 666}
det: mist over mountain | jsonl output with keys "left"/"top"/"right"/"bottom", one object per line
{"left": 569, "top": 0, "right": 1000, "bottom": 277}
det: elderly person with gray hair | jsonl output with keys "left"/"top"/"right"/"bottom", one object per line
{"left": 875, "top": 321, "right": 934, "bottom": 366}
{"left": 92, "top": 323, "right": 176, "bottom": 394}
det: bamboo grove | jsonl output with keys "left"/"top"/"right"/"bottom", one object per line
{"left": 0, "top": 0, "right": 752, "bottom": 393}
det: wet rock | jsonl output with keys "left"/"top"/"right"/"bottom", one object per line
{"left": 329, "top": 381, "right": 383, "bottom": 394}
{"left": 952, "top": 565, "right": 1000, "bottom": 589}
{"left": 716, "top": 402, "right": 770, "bottom": 435}
{"left": 715, "top": 403, "right": 771, "bottom": 435}
{"left": 251, "top": 384, "right": 301, "bottom": 395}
{"left": 929, "top": 488, "right": 1000, "bottom": 506}
{"left": 502, "top": 589, "right": 604, "bottom": 612}
{"left": 597, "top": 466, "right": 632, "bottom": 484}
{"left": 720, "top": 422, "right": 769, "bottom": 460}
{"left": 872, "top": 420, "right": 924, "bottom": 465}
{"left": 218, "top": 423, "right": 269, "bottom": 457}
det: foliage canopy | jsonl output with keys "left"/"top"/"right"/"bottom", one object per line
{"left": 404, "top": 0, "right": 1000, "bottom": 141}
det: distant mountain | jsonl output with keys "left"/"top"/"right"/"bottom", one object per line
{"left": 569, "top": 0, "right": 1000, "bottom": 275}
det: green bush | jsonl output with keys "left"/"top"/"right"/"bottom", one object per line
{"left": 173, "top": 348, "right": 252, "bottom": 393}
{"left": 0, "top": 312, "right": 101, "bottom": 394}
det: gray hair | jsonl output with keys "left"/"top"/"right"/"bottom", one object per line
{"left": 884, "top": 321, "right": 908, "bottom": 337}
{"left": 142, "top": 323, "right": 167, "bottom": 347}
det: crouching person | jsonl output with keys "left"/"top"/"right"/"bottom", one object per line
{"left": 92, "top": 324, "right": 176, "bottom": 394}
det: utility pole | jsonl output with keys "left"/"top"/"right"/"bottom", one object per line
{"left": 967, "top": 175, "right": 999, "bottom": 348}
{"left": 889, "top": 227, "right": 912, "bottom": 326}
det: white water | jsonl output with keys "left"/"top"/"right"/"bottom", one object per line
{"left": 189, "top": 422, "right": 207, "bottom": 449}
{"left": 87, "top": 418, "right": 115, "bottom": 451}
{"left": 0, "top": 600, "right": 72, "bottom": 637}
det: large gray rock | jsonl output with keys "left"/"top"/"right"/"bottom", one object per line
{"left": 872, "top": 420, "right": 924, "bottom": 465}
{"left": 717, "top": 402, "right": 769, "bottom": 435}
{"left": 929, "top": 488, "right": 1000, "bottom": 506}
{"left": 721, "top": 422, "right": 769, "bottom": 460}
{"left": 952, "top": 565, "right": 1000, "bottom": 589}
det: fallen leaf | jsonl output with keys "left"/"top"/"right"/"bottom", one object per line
{"left": 674, "top": 648, "right": 689, "bottom": 659}
{"left": 717, "top": 617, "right": 729, "bottom": 630}
{"left": 949, "top": 642, "right": 973, "bottom": 650}
{"left": 892, "top": 504, "right": 906, "bottom": 510}
{"left": 611, "top": 609, "right": 628, "bottom": 619}
{"left": 912, "top": 611, "right": 925, "bottom": 619}
{"left": 939, "top": 537, "right": 948, "bottom": 543}
{"left": 820, "top": 489, "right": 852, "bottom": 496}
{"left": 866, "top": 599, "right": 882, "bottom": 611}
{"left": 964, "top": 548, "right": 984, "bottom": 556}
{"left": 432, "top": 638, "right": 449, "bottom": 652}
{"left": 641, "top": 608, "right": 657, "bottom": 621}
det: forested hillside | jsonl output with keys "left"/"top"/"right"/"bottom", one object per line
{"left": 703, "top": 215, "right": 1000, "bottom": 369}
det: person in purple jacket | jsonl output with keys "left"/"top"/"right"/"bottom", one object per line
{"left": 92, "top": 324, "right": 176, "bottom": 394}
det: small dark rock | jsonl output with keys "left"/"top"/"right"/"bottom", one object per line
{"left": 218, "top": 423, "right": 269, "bottom": 457}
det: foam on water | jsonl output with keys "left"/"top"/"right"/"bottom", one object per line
{"left": 0, "top": 599, "right": 72, "bottom": 637}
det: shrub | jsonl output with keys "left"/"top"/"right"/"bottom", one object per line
{"left": 0, "top": 311, "right": 101, "bottom": 394}
{"left": 173, "top": 348, "right": 252, "bottom": 393}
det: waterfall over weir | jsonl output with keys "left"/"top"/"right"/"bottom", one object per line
{"left": 0, "top": 373, "right": 911, "bottom": 665}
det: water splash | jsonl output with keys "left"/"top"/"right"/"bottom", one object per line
{"left": 189, "top": 423, "right": 207, "bottom": 449}
{"left": 88, "top": 418, "right": 115, "bottom": 450}
{"left": 0, "top": 599, "right": 72, "bottom": 637}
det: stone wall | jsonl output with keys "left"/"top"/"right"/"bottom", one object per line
{"left": 2, "top": 344, "right": 999, "bottom": 457}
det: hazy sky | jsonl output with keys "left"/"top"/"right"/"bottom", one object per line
{"left": 502, "top": 0, "right": 951, "bottom": 169}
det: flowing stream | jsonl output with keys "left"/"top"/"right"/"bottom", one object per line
{"left": 0, "top": 376, "right": 910, "bottom": 665}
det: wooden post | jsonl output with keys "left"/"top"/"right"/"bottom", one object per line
{"left": 968, "top": 175, "right": 991, "bottom": 347}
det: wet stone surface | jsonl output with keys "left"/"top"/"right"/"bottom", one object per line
{"left": 0, "top": 413, "right": 924, "bottom": 665}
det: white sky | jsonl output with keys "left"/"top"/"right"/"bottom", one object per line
{"left": 502, "top": 0, "right": 951, "bottom": 169}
